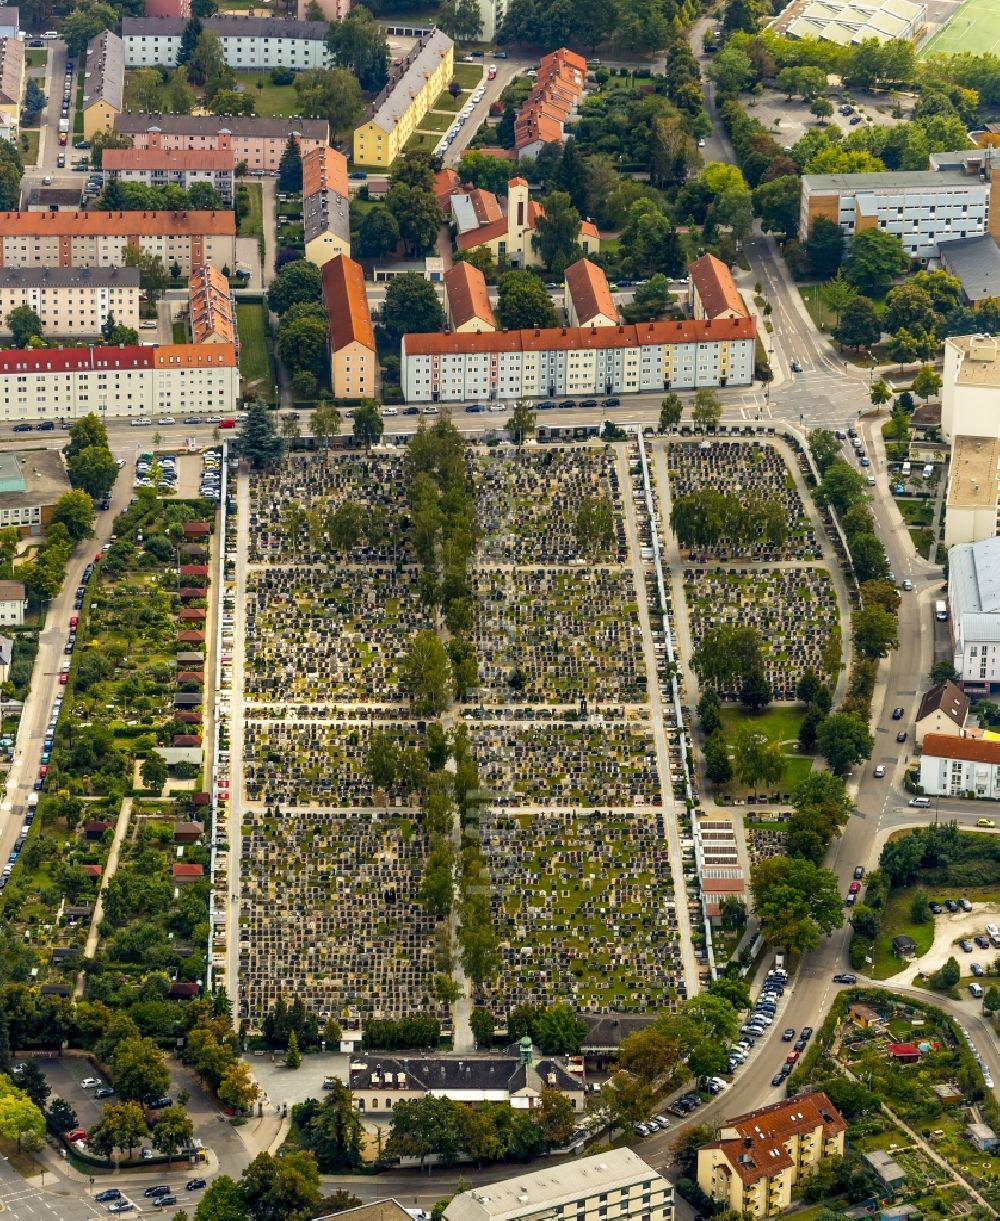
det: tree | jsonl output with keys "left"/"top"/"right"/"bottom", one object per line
{"left": 236, "top": 403, "right": 284, "bottom": 471}
{"left": 111, "top": 1036, "right": 171, "bottom": 1103}
{"left": 438, "top": 0, "right": 484, "bottom": 41}
{"left": 509, "top": 398, "right": 535, "bottom": 444}
{"left": 870, "top": 378, "right": 891, "bottom": 413}
{"left": 141, "top": 752, "right": 168, "bottom": 794}
{"left": 352, "top": 401, "right": 384, "bottom": 451}
{"left": 691, "top": 387, "right": 722, "bottom": 430}
{"left": 704, "top": 729, "right": 732, "bottom": 785}
{"left": 811, "top": 97, "right": 834, "bottom": 123}
{"left": 242, "top": 1150, "right": 321, "bottom": 1221}
{"left": 884, "top": 281, "right": 936, "bottom": 336}
{"left": 817, "top": 711, "right": 874, "bottom": 774}
{"left": 187, "top": 181, "right": 224, "bottom": 210}
{"left": 844, "top": 228, "right": 910, "bottom": 296}
{"left": 293, "top": 68, "right": 363, "bottom": 135}
{"left": 533, "top": 1004, "right": 588, "bottom": 1055}
{"left": 295, "top": 1081, "right": 364, "bottom": 1170}
{"left": 732, "top": 726, "right": 785, "bottom": 788}
{"left": 188, "top": 30, "right": 234, "bottom": 97}
{"left": 357, "top": 207, "right": 400, "bottom": 259}
{"left": 151, "top": 1104, "right": 194, "bottom": 1163}
{"left": 849, "top": 532, "right": 889, "bottom": 582}
{"left": 278, "top": 136, "right": 303, "bottom": 194}
{"left": 6, "top": 305, "right": 42, "bottom": 347}
{"left": 63, "top": 0, "right": 117, "bottom": 57}
{"left": 818, "top": 461, "right": 865, "bottom": 514}
{"left": 853, "top": 604, "right": 898, "bottom": 658}
{"left": 751, "top": 857, "right": 844, "bottom": 951}
{"left": 122, "top": 245, "right": 168, "bottom": 305}
{"left": 929, "top": 955, "right": 961, "bottom": 991}
{"left": 177, "top": 15, "right": 204, "bottom": 66}
{"left": 50, "top": 490, "right": 95, "bottom": 542}
{"left": 532, "top": 191, "right": 582, "bottom": 274}
{"left": 805, "top": 216, "right": 845, "bottom": 279}
{"left": 458, "top": 151, "right": 512, "bottom": 197}
{"left": 382, "top": 272, "right": 445, "bottom": 349}
{"left": 15, "top": 1063, "right": 49, "bottom": 1113}
{"left": 194, "top": 1176, "right": 246, "bottom": 1221}
{"left": 692, "top": 625, "right": 762, "bottom": 689}
{"left": 326, "top": 7, "right": 389, "bottom": 93}
{"left": 85, "top": 1101, "right": 147, "bottom": 1159}
{"left": 278, "top": 314, "right": 328, "bottom": 381}
{"left": 683, "top": 993, "right": 740, "bottom": 1044}
{"left": 741, "top": 667, "right": 772, "bottom": 711}
{"left": 659, "top": 393, "right": 683, "bottom": 430}
{"left": 470, "top": 1008, "right": 494, "bottom": 1049}
{"left": 752, "top": 175, "right": 801, "bottom": 237}
{"left": 385, "top": 183, "right": 444, "bottom": 253}
{"left": 834, "top": 295, "right": 882, "bottom": 349}
{"left": 46, "top": 1098, "right": 78, "bottom": 1136}
{"left": 311, "top": 401, "right": 340, "bottom": 450}
{"left": 496, "top": 270, "right": 558, "bottom": 330}
{"left": 23, "top": 78, "right": 46, "bottom": 119}
{"left": 67, "top": 446, "right": 118, "bottom": 500}
{"left": 403, "top": 631, "right": 451, "bottom": 716}
{"left": 535, "top": 1088, "right": 575, "bottom": 1148}
{"left": 819, "top": 272, "right": 856, "bottom": 328}
{"left": 808, "top": 428, "right": 841, "bottom": 476}
{"left": 284, "top": 1030, "right": 301, "bottom": 1070}
{"left": 218, "top": 1062, "right": 261, "bottom": 1114}
{"left": 574, "top": 496, "right": 615, "bottom": 558}
{"left": 912, "top": 364, "right": 942, "bottom": 402}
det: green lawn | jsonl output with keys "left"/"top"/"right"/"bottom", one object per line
{"left": 238, "top": 182, "right": 263, "bottom": 240}
{"left": 25, "top": 49, "right": 48, "bottom": 69}
{"left": 418, "top": 111, "right": 454, "bottom": 132}
{"left": 230, "top": 71, "right": 299, "bottom": 118}
{"left": 432, "top": 89, "right": 466, "bottom": 113}
{"left": 236, "top": 302, "right": 274, "bottom": 402}
{"left": 20, "top": 130, "right": 39, "bottom": 166}
{"left": 921, "top": 0, "right": 1000, "bottom": 57}
{"left": 172, "top": 321, "right": 188, "bottom": 344}
{"left": 871, "top": 884, "right": 936, "bottom": 978}
{"left": 402, "top": 131, "right": 439, "bottom": 155}
{"left": 452, "top": 62, "right": 485, "bottom": 89}
{"left": 719, "top": 705, "right": 805, "bottom": 746}
{"left": 897, "top": 498, "right": 934, "bottom": 527}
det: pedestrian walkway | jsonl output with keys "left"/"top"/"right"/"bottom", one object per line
{"left": 74, "top": 797, "right": 132, "bottom": 998}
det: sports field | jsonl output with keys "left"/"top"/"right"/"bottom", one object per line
{"left": 921, "top": 0, "right": 1000, "bottom": 57}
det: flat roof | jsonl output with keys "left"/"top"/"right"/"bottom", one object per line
{"left": 948, "top": 435, "right": 1000, "bottom": 509}
{"left": 803, "top": 169, "right": 978, "bottom": 193}
{"left": 950, "top": 333, "right": 1000, "bottom": 386}
{"left": 0, "top": 449, "right": 71, "bottom": 509}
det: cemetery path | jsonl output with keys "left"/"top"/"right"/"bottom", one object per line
{"left": 74, "top": 796, "right": 132, "bottom": 998}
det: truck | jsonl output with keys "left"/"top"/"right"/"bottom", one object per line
{"left": 935, "top": 600, "right": 948, "bottom": 622}
{"left": 26, "top": 793, "right": 39, "bottom": 811}
{"left": 58, "top": 117, "right": 69, "bottom": 134}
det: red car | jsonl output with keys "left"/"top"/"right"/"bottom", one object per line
{"left": 65, "top": 1129, "right": 86, "bottom": 1143}
{"left": 848, "top": 880, "right": 861, "bottom": 894}
{"left": 218, "top": 418, "right": 236, "bottom": 429}
{"left": 785, "top": 1050, "right": 800, "bottom": 1065}
{"left": 69, "top": 615, "right": 78, "bottom": 629}
{"left": 38, "top": 765, "right": 47, "bottom": 778}
{"left": 59, "top": 673, "right": 68, "bottom": 685}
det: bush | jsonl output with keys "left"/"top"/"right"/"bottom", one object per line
{"left": 910, "top": 890, "right": 931, "bottom": 924}
{"left": 270, "top": 66, "right": 295, "bottom": 86}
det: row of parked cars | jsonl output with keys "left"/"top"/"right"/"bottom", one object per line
{"left": 200, "top": 449, "right": 222, "bottom": 501}
{"left": 730, "top": 966, "right": 790, "bottom": 1078}
{"left": 94, "top": 1181, "right": 206, "bottom": 1212}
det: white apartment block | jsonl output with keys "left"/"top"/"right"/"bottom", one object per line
{"left": 941, "top": 331, "right": 1000, "bottom": 442}
{"left": 401, "top": 318, "right": 755, "bottom": 403}
{"left": 919, "top": 734, "right": 1000, "bottom": 799}
{"left": 949, "top": 534, "right": 1000, "bottom": 689}
{"left": 476, "top": 0, "right": 508, "bottom": 41}
{"left": 0, "top": 267, "right": 140, "bottom": 337}
{"left": 122, "top": 15, "right": 332, "bottom": 71}
{"left": 101, "top": 148, "right": 236, "bottom": 207}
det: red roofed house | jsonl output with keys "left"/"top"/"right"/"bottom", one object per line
{"left": 434, "top": 167, "right": 461, "bottom": 211}
{"left": 177, "top": 630, "right": 206, "bottom": 644}
{"left": 179, "top": 565, "right": 208, "bottom": 578}
{"left": 515, "top": 49, "right": 587, "bottom": 159}
{"left": 173, "top": 821, "right": 203, "bottom": 844}
{"left": 172, "top": 734, "right": 201, "bottom": 747}
{"left": 178, "top": 587, "right": 206, "bottom": 601}
{"left": 183, "top": 521, "right": 211, "bottom": 538}
{"left": 84, "top": 820, "right": 112, "bottom": 842}
{"left": 82, "top": 863, "right": 102, "bottom": 878}
{"left": 444, "top": 262, "right": 496, "bottom": 333}
{"left": 173, "top": 863, "right": 205, "bottom": 883}
{"left": 920, "top": 732, "right": 1000, "bottom": 798}
{"left": 455, "top": 177, "right": 599, "bottom": 269}
{"left": 322, "top": 254, "right": 377, "bottom": 400}
{"left": 564, "top": 258, "right": 618, "bottom": 328}
{"left": 688, "top": 253, "right": 748, "bottom": 322}
{"left": 888, "top": 1043, "right": 921, "bottom": 1063}
{"left": 168, "top": 981, "right": 202, "bottom": 999}
{"left": 179, "top": 608, "right": 205, "bottom": 622}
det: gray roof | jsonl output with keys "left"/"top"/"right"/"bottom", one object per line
{"left": 940, "top": 235, "right": 1000, "bottom": 303}
{"left": 950, "top": 536, "right": 1000, "bottom": 619}
{"left": 916, "top": 680, "right": 969, "bottom": 727}
{"left": 114, "top": 111, "right": 329, "bottom": 141}
{"left": 866, "top": 1149, "right": 905, "bottom": 1183}
{"left": 122, "top": 14, "right": 328, "bottom": 39}
{"left": 83, "top": 29, "right": 123, "bottom": 112}
{"left": 0, "top": 35, "right": 23, "bottom": 108}
{"left": 804, "top": 169, "right": 982, "bottom": 193}
{"left": 0, "top": 634, "right": 12, "bottom": 664}
{"left": 348, "top": 1052, "right": 582, "bottom": 1096}
{"left": 365, "top": 29, "right": 453, "bottom": 135}
{"left": 303, "top": 187, "right": 350, "bottom": 245}
{"left": 0, "top": 266, "right": 139, "bottom": 289}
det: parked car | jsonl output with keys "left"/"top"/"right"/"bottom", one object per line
{"left": 832, "top": 973, "right": 856, "bottom": 984}
{"left": 80, "top": 1078, "right": 102, "bottom": 1089}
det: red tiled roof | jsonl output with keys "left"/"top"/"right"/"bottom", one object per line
{"left": 0, "top": 345, "right": 154, "bottom": 374}
{"left": 515, "top": 49, "right": 586, "bottom": 151}
{"left": 302, "top": 144, "right": 349, "bottom": 199}
{"left": 179, "top": 565, "right": 208, "bottom": 575}
{"left": 888, "top": 1042, "right": 921, "bottom": 1056}
{"left": 322, "top": 254, "right": 375, "bottom": 354}
{"left": 102, "top": 148, "right": 236, "bottom": 172}
{"left": 0, "top": 209, "right": 236, "bottom": 236}
{"left": 172, "top": 734, "right": 201, "bottom": 746}
{"left": 564, "top": 257, "right": 617, "bottom": 325}
{"left": 173, "top": 863, "right": 204, "bottom": 879}
{"left": 922, "top": 733, "right": 1000, "bottom": 764}
{"left": 177, "top": 630, "right": 205, "bottom": 642}
{"left": 444, "top": 261, "right": 496, "bottom": 330}
{"left": 456, "top": 217, "right": 509, "bottom": 251}
{"left": 82, "top": 863, "right": 102, "bottom": 877}
{"left": 434, "top": 167, "right": 460, "bottom": 208}
{"left": 689, "top": 253, "right": 748, "bottom": 319}
{"left": 711, "top": 1092, "right": 846, "bottom": 1186}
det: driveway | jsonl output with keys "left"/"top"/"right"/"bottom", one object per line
{"left": 889, "top": 902, "right": 1000, "bottom": 983}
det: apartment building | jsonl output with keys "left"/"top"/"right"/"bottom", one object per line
{"left": 101, "top": 147, "right": 236, "bottom": 206}
{"left": 0, "top": 343, "right": 239, "bottom": 425}
{"left": 188, "top": 263, "right": 235, "bottom": 345}
{"left": 297, "top": 0, "right": 352, "bottom": 17}
{"left": 445, "top": 1151, "right": 673, "bottom": 1221}
{"left": 474, "top": 0, "right": 507, "bottom": 40}
{"left": 353, "top": 30, "right": 454, "bottom": 169}
{"left": 322, "top": 254, "right": 377, "bottom": 400}
{"left": 0, "top": 580, "right": 26, "bottom": 626}
{"left": 444, "top": 261, "right": 496, "bottom": 332}
{"left": 944, "top": 434, "right": 1000, "bottom": 547}
{"left": 564, "top": 258, "right": 618, "bottom": 327}
{"left": 0, "top": 266, "right": 140, "bottom": 337}
{"left": 0, "top": 449, "right": 72, "bottom": 536}
{"left": 948, "top": 534, "right": 1000, "bottom": 690}
{"left": 0, "top": 210, "right": 237, "bottom": 277}
{"left": 83, "top": 30, "right": 123, "bottom": 142}
{"left": 401, "top": 316, "right": 756, "bottom": 402}
{"left": 114, "top": 115, "right": 330, "bottom": 175}
{"left": 942, "top": 332, "right": 1000, "bottom": 442}
{"left": 0, "top": 37, "right": 24, "bottom": 140}
{"left": 515, "top": 48, "right": 586, "bottom": 158}
{"left": 698, "top": 1093, "right": 846, "bottom": 1217}
{"left": 688, "top": 253, "right": 748, "bottom": 321}
{"left": 122, "top": 15, "right": 332, "bottom": 71}
{"left": 915, "top": 680, "right": 969, "bottom": 746}
{"left": 455, "top": 177, "right": 600, "bottom": 269}
{"left": 0, "top": 9, "right": 19, "bottom": 40}
{"left": 920, "top": 733, "right": 1000, "bottom": 798}
{"left": 302, "top": 145, "right": 350, "bottom": 267}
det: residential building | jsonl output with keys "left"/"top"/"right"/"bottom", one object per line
{"left": 939, "top": 234, "right": 1000, "bottom": 305}
{"left": 122, "top": 15, "right": 332, "bottom": 71}
{"left": 0, "top": 343, "right": 239, "bottom": 426}
{"left": 444, "top": 261, "right": 495, "bottom": 333}
{"left": 114, "top": 115, "right": 330, "bottom": 175}
{"left": 302, "top": 144, "right": 350, "bottom": 267}
{"left": 770, "top": 0, "right": 925, "bottom": 44}
{"left": 515, "top": 48, "right": 587, "bottom": 158}
{"left": 0, "top": 266, "right": 140, "bottom": 337}
{"left": 0, "top": 210, "right": 237, "bottom": 278}
{"left": 451, "top": 186, "right": 504, "bottom": 237}
{"left": 564, "top": 258, "right": 618, "bottom": 328}
{"left": 0, "top": 580, "right": 26, "bottom": 627}
{"left": 948, "top": 535, "right": 1000, "bottom": 688}
{"left": 697, "top": 1093, "right": 847, "bottom": 1218}
{"left": 297, "top": 0, "right": 352, "bottom": 18}
{"left": 353, "top": 30, "right": 454, "bottom": 169}
{"left": 915, "top": 680, "right": 969, "bottom": 745}
{"left": 322, "top": 254, "right": 376, "bottom": 400}
{"left": 942, "top": 332, "right": 1000, "bottom": 442}
{"left": 944, "top": 434, "right": 1000, "bottom": 547}
{"left": 401, "top": 316, "right": 756, "bottom": 403}
{"left": 475, "top": 0, "right": 507, "bottom": 41}
{"left": 26, "top": 187, "right": 84, "bottom": 212}
{"left": 145, "top": 0, "right": 190, "bottom": 16}
{"left": 455, "top": 177, "right": 600, "bottom": 269}
{"left": 866, "top": 1150, "right": 907, "bottom": 1189}
{"left": 0, "top": 37, "right": 24, "bottom": 141}
{"left": 919, "top": 732, "right": 1000, "bottom": 798}
{"left": 688, "top": 253, "right": 748, "bottom": 321}
{"left": 0, "top": 450, "right": 72, "bottom": 535}
{"left": 101, "top": 146, "right": 236, "bottom": 207}
{"left": 317, "top": 1205, "right": 411, "bottom": 1221}
{"left": 799, "top": 161, "right": 1000, "bottom": 260}
{"left": 82, "top": 30, "right": 123, "bottom": 142}
{"left": 0, "top": 9, "right": 18, "bottom": 40}
{"left": 0, "top": 633, "right": 12, "bottom": 686}
{"left": 445, "top": 1151, "right": 673, "bottom": 1221}
{"left": 188, "top": 263, "right": 235, "bottom": 345}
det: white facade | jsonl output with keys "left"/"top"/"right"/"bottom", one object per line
{"left": 949, "top": 535, "right": 1000, "bottom": 688}
{"left": 0, "top": 582, "right": 25, "bottom": 627}
{"left": 0, "top": 268, "right": 140, "bottom": 337}
{"left": 920, "top": 743, "right": 1000, "bottom": 799}
{"left": 476, "top": 0, "right": 507, "bottom": 41}
{"left": 942, "top": 333, "right": 1000, "bottom": 443}
{"left": 122, "top": 17, "right": 331, "bottom": 70}
{"left": 101, "top": 161, "right": 235, "bottom": 207}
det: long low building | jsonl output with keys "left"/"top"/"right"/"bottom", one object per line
{"left": 948, "top": 534, "right": 1000, "bottom": 690}
{"left": 0, "top": 266, "right": 140, "bottom": 336}
{"left": 0, "top": 210, "right": 237, "bottom": 277}
{"left": 101, "top": 147, "right": 236, "bottom": 207}
{"left": 122, "top": 14, "right": 331, "bottom": 70}
{"left": 0, "top": 36, "right": 24, "bottom": 141}
{"left": 113, "top": 115, "right": 330, "bottom": 175}
{"left": 0, "top": 343, "right": 239, "bottom": 425}
{"left": 920, "top": 733, "right": 1000, "bottom": 799}
{"left": 401, "top": 317, "right": 756, "bottom": 402}
{"left": 188, "top": 263, "right": 235, "bottom": 345}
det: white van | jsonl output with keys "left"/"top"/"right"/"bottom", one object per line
{"left": 382, "top": 406, "right": 398, "bottom": 416}
{"left": 970, "top": 982, "right": 984, "bottom": 999}
{"left": 987, "top": 923, "right": 999, "bottom": 939}
{"left": 901, "top": 460, "right": 911, "bottom": 476}
{"left": 923, "top": 464, "right": 934, "bottom": 478}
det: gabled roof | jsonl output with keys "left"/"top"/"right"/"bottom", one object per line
{"left": 102, "top": 147, "right": 235, "bottom": 172}
{"left": 188, "top": 263, "right": 235, "bottom": 345}
{"left": 363, "top": 29, "right": 454, "bottom": 134}
{"left": 322, "top": 254, "right": 375, "bottom": 354}
{"left": 83, "top": 29, "right": 123, "bottom": 113}
{"left": 0, "top": 36, "right": 23, "bottom": 109}
{"left": 123, "top": 14, "right": 329, "bottom": 39}
{"left": 564, "top": 257, "right": 617, "bottom": 324}
{"left": 916, "top": 680, "right": 969, "bottom": 728}
{"left": 922, "top": 733, "right": 1000, "bottom": 764}
{"left": 0, "top": 210, "right": 236, "bottom": 237}
{"left": 689, "top": 252, "right": 748, "bottom": 319}
{"left": 444, "top": 262, "right": 495, "bottom": 331}
{"left": 302, "top": 145, "right": 348, "bottom": 199}
{"left": 114, "top": 112, "right": 329, "bottom": 140}
{"left": 709, "top": 1092, "right": 846, "bottom": 1185}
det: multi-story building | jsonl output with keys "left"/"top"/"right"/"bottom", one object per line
{"left": 474, "top": 0, "right": 507, "bottom": 40}
{"left": 0, "top": 266, "right": 141, "bottom": 337}
{"left": 322, "top": 254, "right": 377, "bottom": 400}
{"left": 455, "top": 177, "right": 600, "bottom": 269}
{"left": 0, "top": 210, "right": 237, "bottom": 277}
{"left": 302, "top": 145, "right": 350, "bottom": 268}
{"left": 0, "top": 449, "right": 73, "bottom": 536}
{"left": 0, "top": 579, "right": 26, "bottom": 626}
{"left": 444, "top": 261, "right": 495, "bottom": 332}
{"left": 942, "top": 332, "right": 1000, "bottom": 442}
{"left": 113, "top": 115, "right": 329, "bottom": 175}
{"left": 920, "top": 733, "right": 1000, "bottom": 798}
{"left": 401, "top": 316, "right": 756, "bottom": 402}
{"left": 688, "top": 252, "right": 748, "bottom": 321}
{"left": 0, "top": 9, "right": 19, "bottom": 40}
{"left": 122, "top": 15, "right": 332, "bottom": 71}
{"left": 445, "top": 1151, "right": 673, "bottom": 1221}
{"left": 188, "top": 263, "right": 235, "bottom": 345}
{"left": 353, "top": 30, "right": 454, "bottom": 169}
{"left": 948, "top": 534, "right": 1000, "bottom": 690}
{"left": 82, "top": 30, "right": 123, "bottom": 142}
{"left": 915, "top": 680, "right": 969, "bottom": 746}
{"left": 101, "top": 147, "right": 236, "bottom": 207}
{"left": 515, "top": 48, "right": 586, "bottom": 158}
{"left": 0, "top": 343, "right": 239, "bottom": 425}
{"left": 944, "top": 434, "right": 1000, "bottom": 547}
{"left": 698, "top": 1093, "right": 846, "bottom": 1218}
{"left": 799, "top": 159, "right": 1000, "bottom": 260}
{"left": 0, "top": 37, "right": 24, "bottom": 141}
{"left": 564, "top": 257, "right": 617, "bottom": 328}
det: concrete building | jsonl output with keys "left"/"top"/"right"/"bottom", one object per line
{"left": 920, "top": 732, "right": 1000, "bottom": 798}
{"left": 0, "top": 210, "right": 237, "bottom": 277}
{"left": 401, "top": 317, "right": 756, "bottom": 403}
{"left": 0, "top": 343, "right": 239, "bottom": 426}
{"left": 688, "top": 253, "right": 748, "bottom": 321}
{"left": 771, "top": 0, "right": 925, "bottom": 44}
{"left": 0, "top": 9, "right": 18, "bottom": 40}
{"left": 0, "top": 266, "right": 140, "bottom": 337}
{"left": 101, "top": 146, "right": 236, "bottom": 207}
{"left": 114, "top": 115, "right": 330, "bottom": 175}
{"left": 515, "top": 48, "right": 587, "bottom": 158}
{"left": 353, "top": 30, "right": 454, "bottom": 169}
{"left": 455, "top": 177, "right": 599, "bottom": 269}
{"left": 82, "top": 30, "right": 123, "bottom": 143}
{"left": 915, "top": 680, "right": 969, "bottom": 745}
{"left": 188, "top": 263, "right": 235, "bottom": 345}
{"left": 445, "top": 1151, "right": 673, "bottom": 1221}
{"left": 949, "top": 535, "right": 1000, "bottom": 688}
{"left": 942, "top": 333, "right": 1000, "bottom": 443}
{"left": 444, "top": 261, "right": 496, "bottom": 333}
{"left": 122, "top": 15, "right": 332, "bottom": 71}
{"left": 302, "top": 145, "right": 350, "bottom": 268}
{"left": 0, "top": 450, "right": 72, "bottom": 535}
{"left": 564, "top": 258, "right": 618, "bottom": 328}
{"left": 944, "top": 435, "right": 1000, "bottom": 547}
{"left": 322, "top": 254, "right": 376, "bottom": 400}
{"left": 0, "top": 37, "right": 24, "bottom": 141}
{"left": 698, "top": 1093, "right": 847, "bottom": 1218}
{"left": 0, "top": 580, "right": 25, "bottom": 626}
{"left": 475, "top": 0, "right": 507, "bottom": 41}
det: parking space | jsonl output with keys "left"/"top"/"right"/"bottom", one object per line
{"left": 35, "top": 1058, "right": 109, "bottom": 1130}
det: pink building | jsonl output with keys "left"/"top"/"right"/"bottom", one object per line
{"left": 113, "top": 115, "right": 330, "bottom": 175}
{"left": 298, "top": 0, "right": 352, "bottom": 19}
{"left": 144, "top": 0, "right": 190, "bottom": 16}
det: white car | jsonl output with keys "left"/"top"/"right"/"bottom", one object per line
{"left": 157, "top": 417, "right": 176, "bottom": 425}
{"left": 81, "top": 1077, "right": 102, "bottom": 1089}
{"left": 488, "top": 402, "right": 506, "bottom": 413}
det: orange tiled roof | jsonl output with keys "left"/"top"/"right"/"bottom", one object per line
{"left": 707, "top": 1092, "right": 846, "bottom": 1186}
{"left": 689, "top": 252, "right": 748, "bottom": 319}
{"left": 922, "top": 733, "right": 1000, "bottom": 763}
{"left": 322, "top": 254, "right": 375, "bottom": 353}
{"left": 102, "top": 147, "right": 235, "bottom": 172}
{"left": 456, "top": 216, "right": 509, "bottom": 251}
{"left": 302, "top": 144, "right": 349, "bottom": 199}
{"left": 188, "top": 263, "right": 235, "bottom": 344}
{"left": 0, "top": 210, "right": 236, "bottom": 236}
{"left": 444, "top": 262, "right": 495, "bottom": 330}
{"left": 152, "top": 342, "right": 237, "bottom": 368}
{"left": 514, "top": 47, "right": 586, "bottom": 151}
{"left": 564, "top": 257, "right": 617, "bottom": 324}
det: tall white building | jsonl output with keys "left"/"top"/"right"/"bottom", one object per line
{"left": 122, "top": 15, "right": 332, "bottom": 71}
{"left": 948, "top": 534, "right": 1000, "bottom": 690}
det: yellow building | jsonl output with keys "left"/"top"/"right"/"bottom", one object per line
{"left": 83, "top": 30, "right": 123, "bottom": 142}
{"left": 456, "top": 178, "right": 600, "bottom": 270}
{"left": 698, "top": 1093, "right": 846, "bottom": 1218}
{"left": 302, "top": 145, "right": 350, "bottom": 268}
{"left": 0, "top": 37, "right": 24, "bottom": 140}
{"left": 322, "top": 254, "right": 377, "bottom": 401}
{"left": 353, "top": 29, "right": 453, "bottom": 169}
